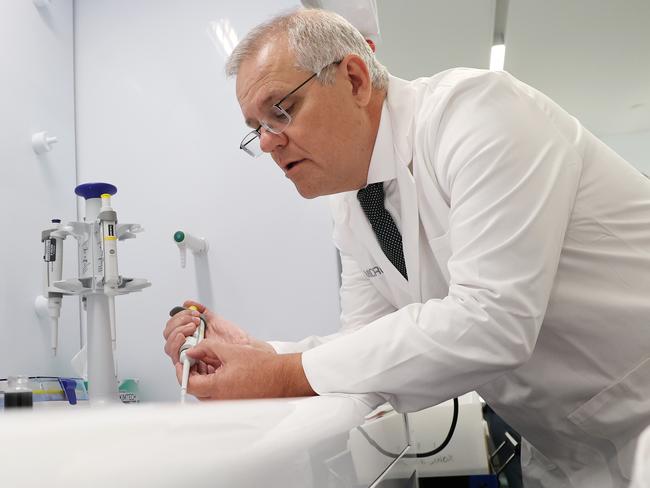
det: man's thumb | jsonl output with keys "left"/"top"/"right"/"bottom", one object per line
{"left": 186, "top": 339, "right": 226, "bottom": 365}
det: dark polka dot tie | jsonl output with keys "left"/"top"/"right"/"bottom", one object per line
{"left": 357, "top": 182, "right": 408, "bottom": 280}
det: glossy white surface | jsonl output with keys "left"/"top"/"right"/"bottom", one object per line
{"left": 349, "top": 407, "right": 411, "bottom": 485}
{"left": 386, "top": 393, "right": 490, "bottom": 479}
{"left": 404, "top": 393, "right": 489, "bottom": 476}
{"left": 0, "top": 396, "right": 411, "bottom": 488}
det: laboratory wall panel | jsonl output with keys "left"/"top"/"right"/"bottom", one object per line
{"left": 600, "top": 130, "right": 650, "bottom": 176}
{"left": 374, "top": 0, "right": 495, "bottom": 79}
{"left": 505, "top": 0, "right": 650, "bottom": 171}
{"left": 74, "top": 0, "right": 342, "bottom": 401}
{"left": 0, "top": 1, "right": 79, "bottom": 378}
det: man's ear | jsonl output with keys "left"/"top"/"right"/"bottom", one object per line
{"left": 341, "top": 54, "right": 373, "bottom": 107}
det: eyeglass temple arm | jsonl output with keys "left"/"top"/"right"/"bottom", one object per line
{"left": 275, "top": 72, "right": 318, "bottom": 107}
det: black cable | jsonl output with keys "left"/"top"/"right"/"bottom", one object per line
{"left": 356, "top": 397, "right": 459, "bottom": 459}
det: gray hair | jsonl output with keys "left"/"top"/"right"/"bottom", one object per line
{"left": 225, "top": 8, "right": 389, "bottom": 90}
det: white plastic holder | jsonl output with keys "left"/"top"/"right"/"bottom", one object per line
{"left": 34, "top": 293, "right": 67, "bottom": 355}
{"left": 32, "top": 131, "right": 58, "bottom": 155}
{"left": 86, "top": 292, "right": 119, "bottom": 405}
{"left": 34, "top": 295, "right": 50, "bottom": 319}
{"left": 38, "top": 189, "right": 150, "bottom": 405}
{"left": 173, "top": 230, "right": 209, "bottom": 268}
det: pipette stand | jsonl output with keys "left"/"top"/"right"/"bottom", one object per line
{"left": 39, "top": 183, "right": 150, "bottom": 405}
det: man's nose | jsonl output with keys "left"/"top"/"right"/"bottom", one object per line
{"left": 259, "top": 128, "right": 288, "bottom": 153}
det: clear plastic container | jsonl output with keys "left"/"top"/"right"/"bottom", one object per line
{"left": 3, "top": 376, "right": 33, "bottom": 409}
{"left": 0, "top": 377, "right": 88, "bottom": 409}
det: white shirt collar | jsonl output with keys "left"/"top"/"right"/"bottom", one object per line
{"left": 365, "top": 102, "right": 397, "bottom": 185}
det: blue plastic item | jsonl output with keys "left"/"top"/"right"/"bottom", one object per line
{"left": 74, "top": 182, "right": 117, "bottom": 200}
{"left": 58, "top": 378, "right": 78, "bottom": 405}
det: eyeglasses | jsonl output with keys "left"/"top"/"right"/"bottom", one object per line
{"left": 239, "top": 61, "right": 340, "bottom": 158}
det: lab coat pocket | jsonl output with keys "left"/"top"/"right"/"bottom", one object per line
{"left": 567, "top": 357, "right": 650, "bottom": 480}
{"left": 428, "top": 232, "right": 452, "bottom": 283}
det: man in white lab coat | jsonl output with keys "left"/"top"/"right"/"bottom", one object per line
{"left": 163, "top": 8, "right": 650, "bottom": 487}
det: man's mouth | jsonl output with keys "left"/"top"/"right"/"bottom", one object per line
{"left": 286, "top": 159, "right": 305, "bottom": 172}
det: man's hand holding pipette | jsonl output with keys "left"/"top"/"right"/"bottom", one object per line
{"left": 177, "top": 339, "right": 316, "bottom": 400}
{"left": 163, "top": 300, "right": 278, "bottom": 399}
{"left": 163, "top": 299, "right": 275, "bottom": 366}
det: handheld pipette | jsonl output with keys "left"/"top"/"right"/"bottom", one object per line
{"left": 99, "top": 193, "right": 119, "bottom": 351}
{"left": 41, "top": 219, "right": 65, "bottom": 355}
{"left": 169, "top": 305, "right": 206, "bottom": 403}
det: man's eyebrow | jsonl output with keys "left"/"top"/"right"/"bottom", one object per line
{"left": 244, "top": 119, "right": 259, "bottom": 129}
{"left": 260, "top": 91, "right": 281, "bottom": 106}
{"left": 243, "top": 90, "right": 287, "bottom": 128}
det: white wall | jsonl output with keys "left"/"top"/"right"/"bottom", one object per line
{"left": 0, "top": 0, "right": 79, "bottom": 378}
{"left": 504, "top": 0, "right": 649, "bottom": 175}
{"left": 74, "top": 0, "right": 342, "bottom": 401}
{"left": 600, "top": 130, "right": 650, "bottom": 176}
{"left": 375, "top": 0, "right": 494, "bottom": 79}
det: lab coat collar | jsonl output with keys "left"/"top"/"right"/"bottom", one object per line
{"left": 338, "top": 74, "right": 422, "bottom": 304}
{"left": 385, "top": 75, "right": 421, "bottom": 302}
{"left": 364, "top": 75, "right": 416, "bottom": 185}
{"left": 385, "top": 75, "right": 416, "bottom": 173}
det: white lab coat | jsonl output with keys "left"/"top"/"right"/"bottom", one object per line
{"left": 271, "top": 69, "right": 650, "bottom": 487}
{"left": 630, "top": 425, "right": 650, "bottom": 488}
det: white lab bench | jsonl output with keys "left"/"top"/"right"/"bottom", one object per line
{"left": 0, "top": 396, "right": 413, "bottom": 488}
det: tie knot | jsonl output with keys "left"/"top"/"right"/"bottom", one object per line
{"left": 357, "top": 182, "right": 384, "bottom": 208}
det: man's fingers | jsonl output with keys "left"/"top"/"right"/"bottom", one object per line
{"left": 165, "top": 330, "right": 191, "bottom": 364}
{"left": 186, "top": 369, "right": 222, "bottom": 399}
{"left": 186, "top": 350, "right": 223, "bottom": 369}
{"left": 197, "top": 360, "right": 208, "bottom": 375}
{"left": 167, "top": 324, "right": 198, "bottom": 345}
{"left": 163, "top": 310, "right": 200, "bottom": 340}
{"left": 175, "top": 362, "right": 202, "bottom": 380}
{"left": 175, "top": 362, "right": 184, "bottom": 385}
{"left": 182, "top": 299, "right": 206, "bottom": 313}
{"left": 187, "top": 340, "right": 227, "bottom": 367}
{"left": 164, "top": 332, "right": 182, "bottom": 361}
{"left": 187, "top": 339, "right": 223, "bottom": 359}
